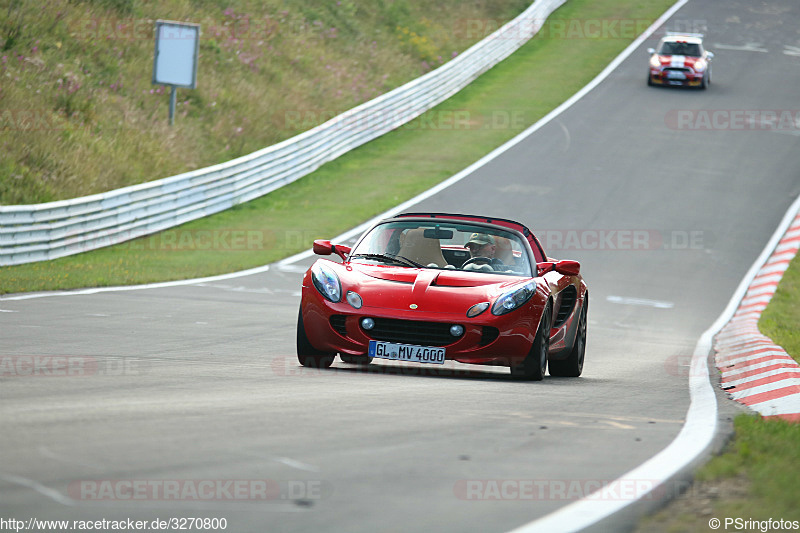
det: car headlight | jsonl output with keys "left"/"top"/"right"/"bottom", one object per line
{"left": 311, "top": 262, "right": 341, "bottom": 303}
{"left": 694, "top": 59, "right": 707, "bottom": 71}
{"left": 649, "top": 56, "right": 661, "bottom": 68}
{"left": 491, "top": 281, "right": 537, "bottom": 316}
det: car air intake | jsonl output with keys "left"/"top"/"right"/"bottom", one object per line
{"left": 330, "top": 315, "right": 348, "bottom": 337}
{"left": 554, "top": 286, "right": 577, "bottom": 327}
{"left": 362, "top": 318, "right": 460, "bottom": 347}
{"left": 479, "top": 326, "right": 500, "bottom": 346}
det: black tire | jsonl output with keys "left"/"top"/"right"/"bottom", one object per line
{"left": 549, "top": 296, "right": 587, "bottom": 377}
{"left": 340, "top": 354, "right": 373, "bottom": 365}
{"left": 647, "top": 74, "right": 654, "bottom": 87}
{"left": 296, "top": 308, "right": 335, "bottom": 368}
{"left": 699, "top": 73, "right": 708, "bottom": 90}
{"left": 511, "top": 304, "right": 551, "bottom": 381}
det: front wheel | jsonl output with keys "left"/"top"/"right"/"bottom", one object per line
{"left": 296, "top": 308, "right": 335, "bottom": 368}
{"left": 549, "top": 296, "right": 587, "bottom": 377}
{"left": 511, "top": 305, "right": 551, "bottom": 381}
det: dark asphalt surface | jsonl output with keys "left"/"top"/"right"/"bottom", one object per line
{"left": 2, "top": 1, "right": 799, "bottom": 531}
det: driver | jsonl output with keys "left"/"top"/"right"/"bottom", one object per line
{"left": 465, "top": 233, "right": 496, "bottom": 259}
{"left": 463, "top": 233, "right": 507, "bottom": 271}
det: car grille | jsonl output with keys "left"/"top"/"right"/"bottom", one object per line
{"left": 363, "top": 318, "right": 461, "bottom": 347}
{"left": 662, "top": 67, "right": 691, "bottom": 77}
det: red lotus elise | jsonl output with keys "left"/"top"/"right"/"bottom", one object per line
{"left": 297, "top": 213, "right": 588, "bottom": 380}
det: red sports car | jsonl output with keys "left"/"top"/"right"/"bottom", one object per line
{"left": 647, "top": 32, "right": 714, "bottom": 89}
{"left": 297, "top": 213, "right": 588, "bottom": 380}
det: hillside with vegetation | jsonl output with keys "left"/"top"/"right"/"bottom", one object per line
{"left": 0, "top": 0, "right": 528, "bottom": 204}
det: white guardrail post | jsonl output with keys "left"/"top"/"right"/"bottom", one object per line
{"left": 0, "top": 0, "right": 566, "bottom": 266}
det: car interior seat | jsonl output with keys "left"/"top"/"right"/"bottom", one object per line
{"left": 494, "top": 236, "right": 515, "bottom": 265}
{"left": 396, "top": 228, "right": 447, "bottom": 268}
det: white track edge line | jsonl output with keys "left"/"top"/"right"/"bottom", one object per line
{"left": 0, "top": 264, "right": 272, "bottom": 301}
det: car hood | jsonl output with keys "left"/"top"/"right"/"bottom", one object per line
{"left": 345, "top": 263, "right": 529, "bottom": 314}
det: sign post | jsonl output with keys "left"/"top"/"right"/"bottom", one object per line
{"left": 152, "top": 20, "right": 199, "bottom": 125}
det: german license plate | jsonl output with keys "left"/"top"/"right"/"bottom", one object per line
{"left": 368, "top": 340, "right": 446, "bottom": 365}
{"left": 667, "top": 71, "right": 686, "bottom": 80}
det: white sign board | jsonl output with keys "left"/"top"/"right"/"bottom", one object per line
{"left": 152, "top": 21, "right": 199, "bottom": 88}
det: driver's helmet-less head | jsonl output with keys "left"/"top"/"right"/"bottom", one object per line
{"left": 464, "top": 233, "right": 495, "bottom": 248}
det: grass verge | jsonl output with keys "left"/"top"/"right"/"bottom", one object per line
{"left": 0, "top": 0, "right": 675, "bottom": 294}
{"left": 1, "top": 0, "right": 528, "bottom": 203}
{"left": 639, "top": 415, "right": 800, "bottom": 532}
{"left": 759, "top": 253, "right": 800, "bottom": 363}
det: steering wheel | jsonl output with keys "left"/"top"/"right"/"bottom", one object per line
{"left": 462, "top": 256, "right": 508, "bottom": 270}
{"left": 462, "top": 256, "right": 493, "bottom": 269}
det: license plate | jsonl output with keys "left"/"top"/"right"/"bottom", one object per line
{"left": 368, "top": 340, "right": 446, "bottom": 365}
{"left": 667, "top": 71, "right": 686, "bottom": 80}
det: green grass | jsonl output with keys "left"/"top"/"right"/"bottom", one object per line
{"left": 695, "top": 416, "right": 800, "bottom": 519}
{"left": 0, "top": 0, "right": 529, "bottom": 203}
{"left": 760, "top": 253, "right": 800, "bottom": 363}
{"left": 639, "top": 415, "right": 800, "bottom": 532}
{"left": 0, "top": 0, "right": 676, "bottom": 294}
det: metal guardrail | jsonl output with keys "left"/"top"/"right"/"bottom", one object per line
{"left": 0, "top": 0, "right": 566, "bottom": 266}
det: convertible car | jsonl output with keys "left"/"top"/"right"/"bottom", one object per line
{"left": 647, "top": 32, "right": 714, "bottom": 89}
{"left": 297, "top": 213, "right": 588, "bottom": 380}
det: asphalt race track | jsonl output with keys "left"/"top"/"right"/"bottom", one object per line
{"left": 2, "top": 1, "right": 799, "bottom": 531}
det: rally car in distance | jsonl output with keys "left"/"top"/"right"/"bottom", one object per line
{"left": 647, "top": 32, "right": 714, "bottom": 89}
{"left": 297, "top": 213, "right": 588, "bottom": 381}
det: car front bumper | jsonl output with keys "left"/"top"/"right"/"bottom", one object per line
{"left": 649, "top": 69, "right": 704, "bottom": 86}
{"left": 300, "top": 288, "right": 543, "bottom": 368}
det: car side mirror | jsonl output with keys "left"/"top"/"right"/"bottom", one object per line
{"left": 313, "top": 240, "right": 333, "bottom": 255}
{"left": 555, "top": 260, "right": 581, "bottom": 276}
{"left": 313, "top": 239, "right": 351, "bottom": 261}
{"left": 536, "top": 262, "right": 555, "bottom": 275}
{"left": 706, "top": 51, "right": 714, "bottom": 60}
{"left": 647, "top": 48, "right": 655, "bottom": 55}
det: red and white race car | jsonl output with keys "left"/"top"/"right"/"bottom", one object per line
{"left": 647, "top": 32, "right": 714, "bottom": 89}
{"left": 297, "top": 213, "right": 588, "bottom": 381}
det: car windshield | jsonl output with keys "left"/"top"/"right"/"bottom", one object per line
{"left": 349, "top": 220, "right": 533, "bottom": 276}
{"left": 658, "top": 41, "right": 701, "bottom": 57}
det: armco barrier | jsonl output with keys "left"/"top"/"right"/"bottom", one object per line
{"left": 0, "top": 0, "right": 566, "bottom": 266}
